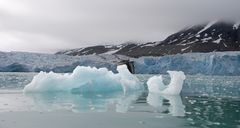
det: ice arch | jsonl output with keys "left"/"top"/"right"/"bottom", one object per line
{"left": 147, "top": 71, "right": 186, "bottom": 95}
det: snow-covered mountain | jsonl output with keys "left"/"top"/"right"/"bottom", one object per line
{"left": 56, "top": 43, "right": 141, "bottom": 56}
{"left": 56, "top": 21, "right": 240, "bottom": 57}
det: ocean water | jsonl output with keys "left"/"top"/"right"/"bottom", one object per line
{"left": 0, "top": 72, "right": 239, "bottom": 128}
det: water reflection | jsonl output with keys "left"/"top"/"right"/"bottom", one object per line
{"left": 25, "top": 91, "right": 142, "bottom": 113}
{"left": 7, "top": 91, "right": 240, "bottom": 128}
{"left": 147, "top": 93, "right": 185, "bottom": 117}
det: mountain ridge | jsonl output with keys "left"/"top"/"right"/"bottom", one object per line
{"left": 56, "top": 21, "right": 240, "bottom": 57}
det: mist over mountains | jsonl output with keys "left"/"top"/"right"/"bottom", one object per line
{"left": 57, "top": 21, "right": 240, "bottom": 57}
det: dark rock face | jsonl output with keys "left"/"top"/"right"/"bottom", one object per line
{"left": 56, "top": 45, "right": 125, "bottom": 56}
{"left": 56, "top": 21, "right": 240, "bottom": 58}
{"left": 56, "top": 45, "right": 118, "bottom": 56}
{"left": 118, "top": 60, "right": 135, "bottom": 74}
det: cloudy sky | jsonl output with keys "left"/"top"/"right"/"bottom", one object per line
{"left": 0, "top": 0, "right": 239, "bottom": 53}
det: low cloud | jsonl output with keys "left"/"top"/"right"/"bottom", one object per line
{"left": 0, "top": 0, "right": 239, "bottom": 53}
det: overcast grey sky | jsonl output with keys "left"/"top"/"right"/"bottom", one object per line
{"left": 0, "top": 0, "right": 239, "bottom": 53}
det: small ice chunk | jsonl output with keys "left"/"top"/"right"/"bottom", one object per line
{"left": 147, "top": 71, "right": 186, "bottom": 95}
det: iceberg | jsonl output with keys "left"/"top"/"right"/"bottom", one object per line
{"left": 147, "top": 71, "right": 186, "bottom": 95}
{"left": 146, "top": 71, "right": 186, "bottom": 116}
{"left": 23, "top": 65, "right": 143, "bottom": 94}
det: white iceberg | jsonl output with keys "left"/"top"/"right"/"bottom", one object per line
{"left": 23, "top": 65, "right": 143, "bottom": 94}
{"left": 147, "top": 71, "right": 186, "bottom": 95}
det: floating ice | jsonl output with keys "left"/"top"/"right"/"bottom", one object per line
{"left": 147, "top": 71, "right": 186, "bottom": 95}
{"left": 23, "top": 65, "right": 143, "bottom": 94}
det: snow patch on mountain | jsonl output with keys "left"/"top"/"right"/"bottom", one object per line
{"left": 197, "top": 20, "right": 218, "bottom": 34}
{"left": 213, "top": 34, "right": 223, "bottom": 44}
{"left": 181, "top": 46, "right": 190, "bottom": 52}
{"left": 202, "top": 37, "right": 212, "bottom": 43}
{"left": 233, "top": 23, "right": 240, "bottom": 29}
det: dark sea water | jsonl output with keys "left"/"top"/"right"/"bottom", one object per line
{"left": 0, "top": 72, "right": 239, "bottom": 128}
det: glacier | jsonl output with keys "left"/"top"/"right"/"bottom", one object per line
{"left": 0, "top": 51, "right": 129, "bottom": 73}
{"left": 23, "top": 65, "right": 143, "bottom": 94}
{"left": 1, "top": 51, "right": 240, "bottom": 75}
{"left": 134, "top": 52, "right": 240, "bottom": 75}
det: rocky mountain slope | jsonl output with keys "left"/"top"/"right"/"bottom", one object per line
{"left": 56, "top": 21, "right": 240, "bottom": 57}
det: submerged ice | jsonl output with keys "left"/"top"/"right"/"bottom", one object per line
{"left": 23, "top": 65, "right": 143, "bottom": 94}
{"left": 147, "top": 71, "right": 186, "bottom": 95}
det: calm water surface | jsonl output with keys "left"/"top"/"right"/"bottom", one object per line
{"left": 0, "top": 72, "right": 239, "bottom": 128}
